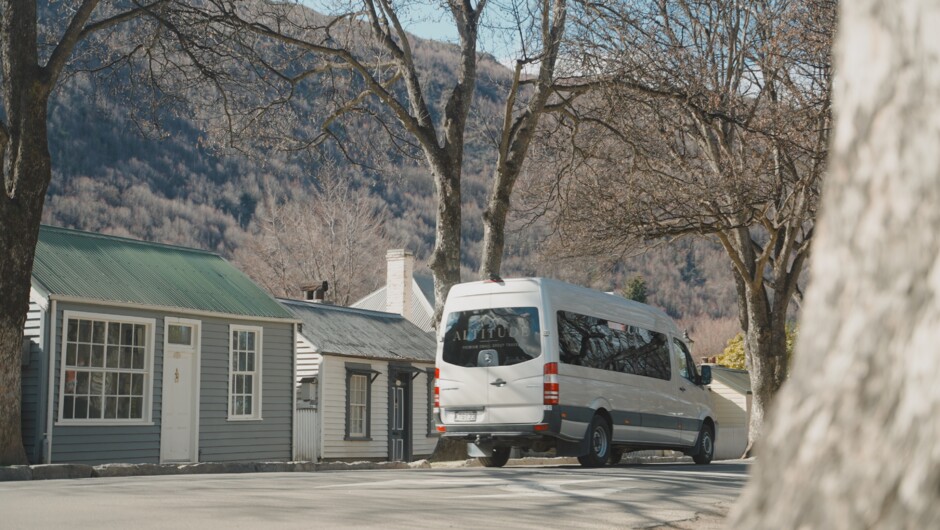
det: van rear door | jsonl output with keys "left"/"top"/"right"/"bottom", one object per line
{"left": 438, "top": 306, "right": 544, "bottom": 426}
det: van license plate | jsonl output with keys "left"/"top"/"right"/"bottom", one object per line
{"left": 455, "top": 411, "right": 476, "bottom": 422}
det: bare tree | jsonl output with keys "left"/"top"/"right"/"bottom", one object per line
{"left": 234, "top": 177, "right": 391, "bottom": 305}
{"left": 0, "top": 0, "right": 305, "bottom": 465}
{"left": 731, "top": 0, "right": 940, "bottom": 527}
{"left": 202, "top": 0, "right": 582, "bottom": 323}
{"left": 0, "top": 0, "right": 181, "bottom": 466}
{"left": 527, "top": 0, "right": 834, "bottom": 453}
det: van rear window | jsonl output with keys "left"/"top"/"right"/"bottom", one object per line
{"left": 442, "top": 307, "right": 541, "bottom": 367}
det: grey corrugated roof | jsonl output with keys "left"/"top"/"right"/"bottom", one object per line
{"left": 414, "top": 274, "right": 436, "bottom": 306}
{"left": 32, "top": 225, "right": 295, "bottom": 320}
{"left": 279, "top": 299, "right": 436, "bottom": 363}
{"left": 350, "top": 278, "right": 436, "bottom": 332}
{"left": 706, "top": 364, "right": 751, "bottom": 394}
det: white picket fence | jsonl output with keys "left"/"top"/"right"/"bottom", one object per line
{"left": 295, "top": 406, "right": 320, "bottom": 462}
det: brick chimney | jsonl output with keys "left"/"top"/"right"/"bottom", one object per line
{"left": 385, "top": 249, "right": 413, "bottom": 318}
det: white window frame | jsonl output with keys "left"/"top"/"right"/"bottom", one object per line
{"left": 348, "top": 373, "right": 369, "bottom": 438}
{"left": 57, "top": 311, "right": 156, "bottom": 426}
{"left": 228, "top": 324, "right": 263, "bottom": 421}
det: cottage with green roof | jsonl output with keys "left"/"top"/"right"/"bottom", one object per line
{"left": 21, "top": 225, "right": 300, "bottom": 465}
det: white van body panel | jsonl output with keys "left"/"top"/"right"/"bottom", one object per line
{"left": 436, "top": 278, "right": 715, "bottom": 458}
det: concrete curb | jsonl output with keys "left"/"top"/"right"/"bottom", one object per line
{"left": 0, "top": 459, "right": 431, "bottom": 482}
{"left": 1, "top": 454, "right": 699, "bottom": 482}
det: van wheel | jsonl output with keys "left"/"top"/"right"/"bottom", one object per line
{"left": 692, "top": 424, "right": 714, "bottom": 465}
{"left": 578, "top": 415, "right": 611, "bottom": 468}
{"left": 479, "top": 447, "right": 511, "bottom": 468}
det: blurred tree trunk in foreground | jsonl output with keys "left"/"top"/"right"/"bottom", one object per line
{"left": 731, "top": 0, "right": 940, "bottom": 527}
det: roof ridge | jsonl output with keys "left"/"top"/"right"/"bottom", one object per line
{"left": 278, "top": 297, "right": 406, "bottom": 319}
{"left": 40, "top": 224, "right": 221, "bottom": 257}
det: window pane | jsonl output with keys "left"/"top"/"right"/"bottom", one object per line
{"left": 119, "top": 373, "right": 130, "bottom": 395}
{"left": 108, "top": 323, "right": 120, "bottom": 345}
{"left": 74, "top": 397, "right": 89, "bottom": 419}
{"left": 105, "top": 373, "right": 118, "bottom": 394}
{"left": 76, "top": 372, "right": 89, "bottom": 394}
{"left": 89, "top": 396, "right": 102, "bottom": 419}
{"left": 130, "top": 398, "right": 143, "bottom": 419}
{"left": 168, "top": 325, "right": 192, "bottom": 346}
{"left": 132, "top": 374, "right": 143, "bottom": 395}
{"left": 92, "top": 321, "right": 106, "bottom": 345}
{"left": 91, "top": 345, "right": 104, "bottom": 368}
{"left": 246, "top": 332, "right": 255, "bottom": 351}
{"left": 67, "top": 320, "right": 78, "bottom": 342}
{"left": 132, "top": 349, "right": 144, "bottom": 370}
{"left": 121, "top": 323, "right": 133, "bottom": 346}
{"left": 120, "top": 346, "right": 132, "bottom": 369}
{"left": 63, "top": 396, "right": 74, "bottom": 419}
{"left": 243, "top": 396, "right": 252, "bottom": 415}
{"left": 79, "top": 320, "right": 92, "bottom": 342}
{"left": 246, "top": 352, "right": 254, "bottom": 372}
{"left": 134, "top": 325, "right": 146, "bottom": 347}
{"left": 106, "top": 346, "right": 119, "bottom": 368}
{"left": 66, "top": 344, "right": 76, "bottom": 366}
{"left": 90, "top": 373, "right": 103, "bottom": 396}
{"left": 77, "top": 344, "right": 90, "bottom": 367}
{"left": 118, "top": 397, "right": 130, "bottom": 418}
{"left": 105, "top": 397, "right": 117, "bottom": 418}
{"left": 238, "top": 331, "right": 247, "bottom": 351}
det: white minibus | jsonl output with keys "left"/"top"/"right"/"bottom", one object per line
{"left": 434, "top": 277, "right": 716, "bottom": 467}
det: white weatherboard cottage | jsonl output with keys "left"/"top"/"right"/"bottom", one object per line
{"left": 282, "top": 295, "right": 437, "bottom": 463}
{"left": 704, "top": 364, "right": 751, "bottom": 460}
{"left": 21, "top": 226, "right": 299, "bottom": 465}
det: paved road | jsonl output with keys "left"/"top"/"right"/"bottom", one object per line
{"left": 0, "top": 461, "right": 748, "bottom": 529}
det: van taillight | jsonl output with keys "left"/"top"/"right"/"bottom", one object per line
{"left": 543, "top": 362, "right": 559, "bottom": 405}
{"left": 434, "top": 367, "right": 440, "bottom": 408}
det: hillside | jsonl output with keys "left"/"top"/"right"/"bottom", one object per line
{"left": 37, "top": 5, "right": 740, "bottom": 356}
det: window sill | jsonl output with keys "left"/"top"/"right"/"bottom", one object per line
{"left": 227, "top": 416, "right": 264, "bottom": 422}
{"left": 56, "top": 420, "right": 155, "bottom": 427}
{"left": 344, "top": 436, "right": 372, "bottom": 441}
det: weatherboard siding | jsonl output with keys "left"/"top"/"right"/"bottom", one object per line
{"left": 320, "top": 355, "right": 390, "bottom": 460}
{"left": 48, "top": 301, "right": 293, "bottom": 465}
{"left": 411, "top": 368, "right": 438, "bottom": 458}
{"left": 709, "top": 380, "right": 749, "bottom": 460}
{"left": 197, "top": 318, "right": 293, "bottom": 463}
{"left": 21, "top": 298, "right": 47, "bottom": 463}
{"left": 296, "top": 335, "right": 322, "bottom": 383}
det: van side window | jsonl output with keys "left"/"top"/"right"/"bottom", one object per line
{"left": 557, "top": 311, "right": 671, "bottom": 380}
{"left": 673, "top": 338, "right": 698, "bottom": 383}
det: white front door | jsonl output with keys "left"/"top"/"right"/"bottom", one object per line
{"left": 160, "top": 318, "right": 200, "bottom": 463}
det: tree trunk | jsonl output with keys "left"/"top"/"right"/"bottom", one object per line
{"left": 731, "top": 0, "right": 940, "bottom": 527}
{"left": 1, "top": 0, "right": 54, "bottom": 466}
{"left": 427, "top": 162, "right": 462, "bottom": 328}
{"left": 741, "top": 293, "right": 788, "bottom": 457}
{"left": 479, "top": 167, "right": 512, "bottom": 279}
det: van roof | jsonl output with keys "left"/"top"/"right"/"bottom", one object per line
{"left": 446, "top": 277, "right": 680, "bottom": 336}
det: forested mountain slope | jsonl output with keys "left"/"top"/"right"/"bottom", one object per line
{"left": 37, "top": 5, "right": 738, "bottom": 355}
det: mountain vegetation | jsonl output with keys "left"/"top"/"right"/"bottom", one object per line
{"left": 38, "top": 7, "right": 742, "bottom": 359}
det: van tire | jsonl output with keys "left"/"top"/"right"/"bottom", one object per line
{"left": 479, "top": 447, "right": 511, "bottom": 468}
{"left": 692, "top": 424, "right": 715, "bottom": 465}
{"left": 578, "top": 415, "right": 611, "bottom": 468}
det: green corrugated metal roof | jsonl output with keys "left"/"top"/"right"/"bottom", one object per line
{"left": 32, "top": 225, "right": 294, "bottom": 320}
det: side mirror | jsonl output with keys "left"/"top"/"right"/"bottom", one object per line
{"left": 699, "top": 365, "right": 712, "bottom": 386}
